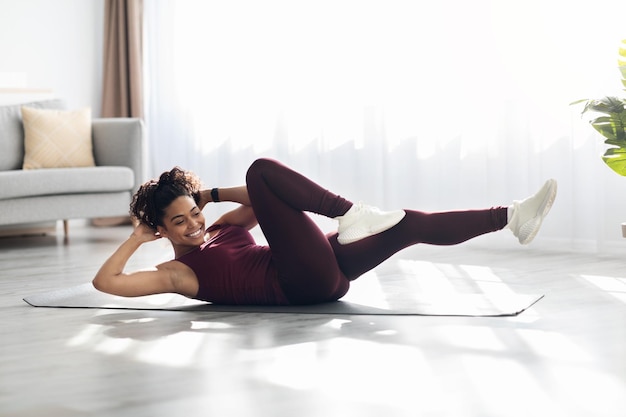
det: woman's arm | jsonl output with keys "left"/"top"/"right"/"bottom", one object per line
{"left": 211, "top": 205, "right": 258, "bottom": 230}
{"left": 92, "top": 224, "right": 179, "bottom": 297}
{"left": 199, "top": 185, "right": 251, "bottom": 209}
{"left": 199, "top": 185, "right": 258, "bottom": 230}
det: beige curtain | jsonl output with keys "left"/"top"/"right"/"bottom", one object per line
{"left": 101, "top": 0, "right": 143, "bottom": 118}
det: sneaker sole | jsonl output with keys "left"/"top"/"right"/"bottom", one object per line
{"left": 518, "top": 179, "right": 557, "bottom": 245}
{"left": 337, "top": 210, "right": 406, "bottom": 245}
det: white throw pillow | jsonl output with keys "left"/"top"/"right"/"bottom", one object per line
{"left": 21, "top": 106, "right": 95, "bottom": 169}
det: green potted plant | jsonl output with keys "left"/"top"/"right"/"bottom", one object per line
{"left": 572, "top": 40, "right": 626, "bottom": 237}
{"left": 573, "top": 39, "right": 626, "bottom": 176}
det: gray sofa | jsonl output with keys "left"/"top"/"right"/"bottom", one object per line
{"left": 0, "top": 99, "right": 145, "bottom": 236}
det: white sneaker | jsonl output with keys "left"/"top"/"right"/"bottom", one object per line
{"left": 507, "top": 179, "right": 557, "bottom": 245}
{"left": 336, "top": 203, "right": 406, "bottom": 245}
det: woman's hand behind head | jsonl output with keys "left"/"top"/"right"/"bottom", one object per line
{"left": 131, "top": 222, "right": 162, "bottom": 243}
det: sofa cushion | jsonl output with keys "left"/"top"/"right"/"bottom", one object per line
{"left": 22, "top": 106, "right": 96, "bottom": 169}
{"left": 0, "top": 99, "right": 66, "bottom": 171}
{"left": 0, "top": 166, "right": 135, "bottom": 200}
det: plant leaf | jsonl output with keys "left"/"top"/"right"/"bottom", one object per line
{"left": 570, "top": 98, "right": 588, "bottom": 106}
{"left": 605, "top": 137, "right": 626, "bottom": 147}
{"left": 583, "top": 96, "right": 625, "bottom": 114}
{"left": 603, "top": 147, "right": 626, "bottom": 176}
{"left": 590, "top": 115, "right": 626, "bottom": 141}
{"left": 620, "top": 38, "right": 626, "bottom": 90}
{"left": 584, "top": 97, "right": 626, "bottom": 142}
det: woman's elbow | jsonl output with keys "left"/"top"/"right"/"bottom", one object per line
{"left": 92, "top": 274, "right": 111, "bottom": 293}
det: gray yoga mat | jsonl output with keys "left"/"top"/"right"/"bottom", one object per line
{"left": 23, "top": 282, "right": 543, "bottom": 316}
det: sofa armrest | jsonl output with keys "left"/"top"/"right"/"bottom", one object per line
{"left": 92, "top": 118, "right": 146, "bottom": 193}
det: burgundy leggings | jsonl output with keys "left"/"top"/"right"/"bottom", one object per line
{"left": 246, "top": 158, "right": 508, "bottom": 305}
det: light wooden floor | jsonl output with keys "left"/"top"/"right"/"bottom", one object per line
{"left": 1, "top": 222, "right": 625, "bottom": 417}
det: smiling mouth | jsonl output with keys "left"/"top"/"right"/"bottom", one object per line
{"left": 186, "top": 228, "right": 204, "bottom": 238}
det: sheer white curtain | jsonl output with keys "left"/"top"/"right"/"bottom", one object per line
{"left": 144, "top": 0, "right": 626, "bottom": 252}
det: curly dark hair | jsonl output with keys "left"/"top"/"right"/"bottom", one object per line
{"left": 130, "top": 167, "right": 202, "bottom": 231}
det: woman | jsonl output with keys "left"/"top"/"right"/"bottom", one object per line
{"left": 93, "top": 158, "right": 557, "bottom": 305}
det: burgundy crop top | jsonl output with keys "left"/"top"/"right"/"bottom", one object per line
{"left": 175, "top": 224, "right": 290, "bottom": 305}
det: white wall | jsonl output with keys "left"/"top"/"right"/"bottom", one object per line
{"left": 0, "top": 0, "right": 104, "bottom": 114}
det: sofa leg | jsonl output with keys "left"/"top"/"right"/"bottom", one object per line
{"left": 63, "top": 220, "right": 69, "bottom": 238}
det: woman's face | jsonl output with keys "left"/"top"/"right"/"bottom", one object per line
{"left": 157, "top": 195, "right": 206, "bottom": 248}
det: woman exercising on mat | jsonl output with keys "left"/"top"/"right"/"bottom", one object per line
{"left": 93, "top": 158, "right": 557, "bottom": 305}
